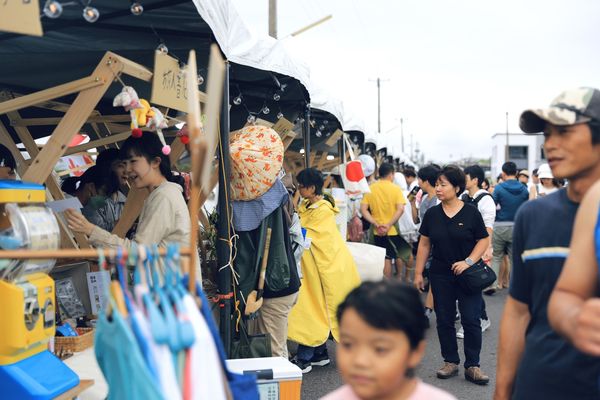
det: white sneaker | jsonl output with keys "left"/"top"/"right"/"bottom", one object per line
{"left": 456, "top": 327, "right": 464, "bottom": 339}
{"left": 481, "top": 318, "right": 491, "bottom": 332}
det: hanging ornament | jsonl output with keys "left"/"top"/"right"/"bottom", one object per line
{"left": 83, "top": 5, "right": 99, "bottom": 22}
{"left": 130, "top": 1, "right": 143, "bottom": 15}
{"left": 43, "top": 0, "right": 62, "bottom": 18}
{"left": 197, "top": 75, "right": 204, "bottom": 85}
{"left": 233, "top": 95, "right": 242, "bottom": 106}
{"left": 247, "top": 115, "right": 256, "bottom": 124}
{"left": 262, "top": 106, "right": 270, "bottom": 115}
{"left": 156, "top": 43, "right": 168, "bottom": 54}
{"left": 273, "top": 93, "right": 281, "bottom": 101}
{"left": 315, "top": 130, "right": 322, "bottom": 138}
{"left": 277, "top": 112, "right": 284, "bottom": 119}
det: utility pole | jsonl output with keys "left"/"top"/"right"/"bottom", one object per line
{"left": 376, "top": 78, "right": 381, "bottom": 133}
{"left": 505, "top": 111, "right": 509, "bottom": 162}
{"left": 410, "top": 130, "right": 414, "bottom": 160}
{"left": 269, "top": 0, "right": 277, "bottom": 38}
{"left": 400, "top": 118, "right": 404, "bottom": 153}
{"left": 369, "top": 77, "right": 389, "bottom": 133}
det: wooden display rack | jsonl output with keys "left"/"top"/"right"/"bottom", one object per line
{"left": 0, "top": 51, "right": 212, "bottom": 247}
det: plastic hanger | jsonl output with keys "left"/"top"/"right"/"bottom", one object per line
{"left": 115, "top": 247, "right": 134, "bottom": 314}
{"left": 152, "top": 245, "right": 183, "bottom": 352}
{"left": 141, "top": 245, "right": 169, "bottom": 344}
{"left": 164, "top": 243, "right": 195, "bottom": 349}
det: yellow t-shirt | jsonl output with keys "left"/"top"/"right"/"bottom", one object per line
{"left": 361, "top": 179, "right": 407, "bottom": 236}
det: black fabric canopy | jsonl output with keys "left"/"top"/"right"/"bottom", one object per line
{"left": 0, "top": 0, "right": 309, "bottom": 141}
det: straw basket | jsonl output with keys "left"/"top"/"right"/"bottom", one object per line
{"left": 54, "top": 328, "right": 94, "bottom": 353}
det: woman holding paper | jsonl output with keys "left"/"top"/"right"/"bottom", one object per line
{"left": 65, "top": 132, "right": 190, "bottom": 251}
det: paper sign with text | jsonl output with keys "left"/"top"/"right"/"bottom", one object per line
{"left": 0, "top": 0, "right": 43, "bottom": 37}
{"left": 151, "top": 51, "right": 190, "bottom": 113}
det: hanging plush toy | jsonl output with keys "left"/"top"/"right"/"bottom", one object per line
{"left": 113, "top": 86, "right": 155, "bottom": 138}
{"left": 113, "top": 86, "right": 143, "bottom": 137}
{"left": 147, "top": 107, "right": 171, "bottom": 155}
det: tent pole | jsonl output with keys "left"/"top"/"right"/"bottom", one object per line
{"left": 303, "top": 104, "right": 311, "bottom": 168}
{"left": 217, "top": 61, "right": 233, "bottom": 356}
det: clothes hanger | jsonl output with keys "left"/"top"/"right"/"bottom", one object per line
{"left": 152, "top": 245, "right": 183, "bottom": 352}
{"left": 165, "top": 243, "right": 195, "bottom": 349}
{"left": 141, "top": 245, "right": 169, "bottom": 344}
{"left": 115, "top": 247, "right": 133, "bottom": 315}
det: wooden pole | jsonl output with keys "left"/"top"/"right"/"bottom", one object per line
{"left": 0, "top": 247, "right": 192, "bottom": 260}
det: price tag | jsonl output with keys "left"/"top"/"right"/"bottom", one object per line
{"left": 151, "top": 51, "right": 191, "bottom": 113}
{"left": 0, "top": 0, "right": 43, "bottom": 37}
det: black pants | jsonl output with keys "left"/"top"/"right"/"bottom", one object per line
{"left": 430, "top": 272, "right": 482, "bottom": 368}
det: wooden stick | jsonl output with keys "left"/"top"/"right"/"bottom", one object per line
{"left": 0, "top": 247, "right": 192, "bottom": 260}
{"left": 186, "top": 49, "right": 203, "bottom": 295}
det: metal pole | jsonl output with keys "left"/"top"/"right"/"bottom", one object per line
{"left": 400, "top": 118, "right": 405, "bottom": 153}
{"left": 217, "top": 62, "right": 232, "bottom": 356}
{"left": 505, "top": 111, "right": 509, "bottom": 162}
{"left": 377, "top": 78, "right": 381, "bottom": 133}
{"left": 304, "top": 104, "right": 311, "bottom": 168}
{"left": 269, "top": 0, "right": 277, "bottom": 38}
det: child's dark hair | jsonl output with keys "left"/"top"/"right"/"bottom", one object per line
{"left": 417, "top": 164, "right": 441, "bottom": 187}
{"left": 120, "top": 133, "right": 185, "bottom": 193}
{"left": 337, "top": 281, "right": 427, "bottom": 349}
{"left": 296, "top": 168, "right": 324, "bottom": 195}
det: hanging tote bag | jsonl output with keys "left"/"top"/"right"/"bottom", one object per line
{"left": 230, "top": 318, "right": 272, "bottom": 359}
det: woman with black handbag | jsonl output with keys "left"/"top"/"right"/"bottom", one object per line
{"left": 413, "top": 165, "right": 491, "bottom": 385}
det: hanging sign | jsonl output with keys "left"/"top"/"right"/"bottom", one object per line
{"left": 152, "top": 51, "right": 190, "bottom": 113}
{"left": 0, "top": 0, "right": 43, "bottom": 37}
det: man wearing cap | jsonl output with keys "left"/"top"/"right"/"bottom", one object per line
{"left": 495, "top": 87, "right": 600, "bottom": 400}
{"left": 0, "top": 144, "right": 17, "bottom": 180}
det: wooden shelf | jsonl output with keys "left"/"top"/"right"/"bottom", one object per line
{"left": 54, "top": 379, "right": 94, "bottom": 400}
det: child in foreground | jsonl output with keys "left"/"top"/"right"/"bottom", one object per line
{"left": 322, "top": 281, "right": 456, "bottom": 400}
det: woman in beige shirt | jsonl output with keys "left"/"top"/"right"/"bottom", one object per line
{"left": 65, "top": 132, "right": 191, "bottom": 251}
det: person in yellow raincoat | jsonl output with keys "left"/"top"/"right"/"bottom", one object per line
{"left": 288, "top": 168, "right": 361, "bottom": 373}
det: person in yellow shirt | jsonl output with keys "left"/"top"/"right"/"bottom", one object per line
{"left": 361, "top": 162, "right": 409, "bottom": 279}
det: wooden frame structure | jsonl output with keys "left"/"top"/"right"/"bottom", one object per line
{"left": 0, "top": 51, "right": 211, "bottom": 250}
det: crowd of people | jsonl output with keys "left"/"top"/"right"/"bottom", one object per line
{"left": 292, "top": 86, "right": 600, "bottom": 399}
{"left": 1, "top": 86, "right": 600, "bottom": 400}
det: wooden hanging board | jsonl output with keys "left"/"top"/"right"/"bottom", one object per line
{"left": 0, "top": 0, "right": 43, "bottom": 37}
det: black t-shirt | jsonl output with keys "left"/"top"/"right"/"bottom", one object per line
{"left": 419, "top": 203, "right": 488, "bottom": 275}
{"left": 510, "top": 189, "right": 600, "bottom": 400}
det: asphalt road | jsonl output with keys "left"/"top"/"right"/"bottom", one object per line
{"left": 298, "top": 290, "right": 508, "bottom": 400}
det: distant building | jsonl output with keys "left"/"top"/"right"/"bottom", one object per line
{"left": 491, "top": 133, "right": 545, "bottom": 180}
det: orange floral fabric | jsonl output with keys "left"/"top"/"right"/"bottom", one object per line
{"left": 230, "top": 125, "right": 284, "bottom": 201}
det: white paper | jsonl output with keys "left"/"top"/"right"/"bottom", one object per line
{"left": 86, "top": 271, "right": 110, "bottom": 315}
{"left": 46, "top": 197, "right": 83, "bottom": 213}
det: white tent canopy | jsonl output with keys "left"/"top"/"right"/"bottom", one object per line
{"left": 193, "top": 0, "right": 371, "bottom": 136}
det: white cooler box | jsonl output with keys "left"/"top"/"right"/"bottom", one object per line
{"left": 226, "top": 357, "right": 302, "bottom": 400}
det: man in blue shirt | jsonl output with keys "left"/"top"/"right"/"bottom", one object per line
{"left": 488, "top": 162, "right": 529, "bottom": 294}
{"left": 494, "top": 87, "right": 600, "bottom": 400}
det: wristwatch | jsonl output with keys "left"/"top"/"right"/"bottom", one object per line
{"left": 465, "top": 257, "right": 474, "bottom": 266}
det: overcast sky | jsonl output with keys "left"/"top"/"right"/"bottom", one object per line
{"left": 231, "top": 0, "right": 600, "bottom": 163}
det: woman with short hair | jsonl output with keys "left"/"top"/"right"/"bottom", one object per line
{"left": 414, "top": 165, "right": 490, "bottom": 385}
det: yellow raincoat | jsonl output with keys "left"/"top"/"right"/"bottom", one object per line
{"left": 288, "top": 195, "right": 361, "bottom": 346}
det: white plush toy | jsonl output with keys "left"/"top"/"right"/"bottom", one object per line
{"left": 113, "top": 86, "right": 144, "bottom": 137}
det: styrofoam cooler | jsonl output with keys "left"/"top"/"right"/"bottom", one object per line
{"left": 347, "top": 242, "right": 386, "bottom": 281}
{"left": 226, "top": 357, "right": 302, "bottom": 400}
